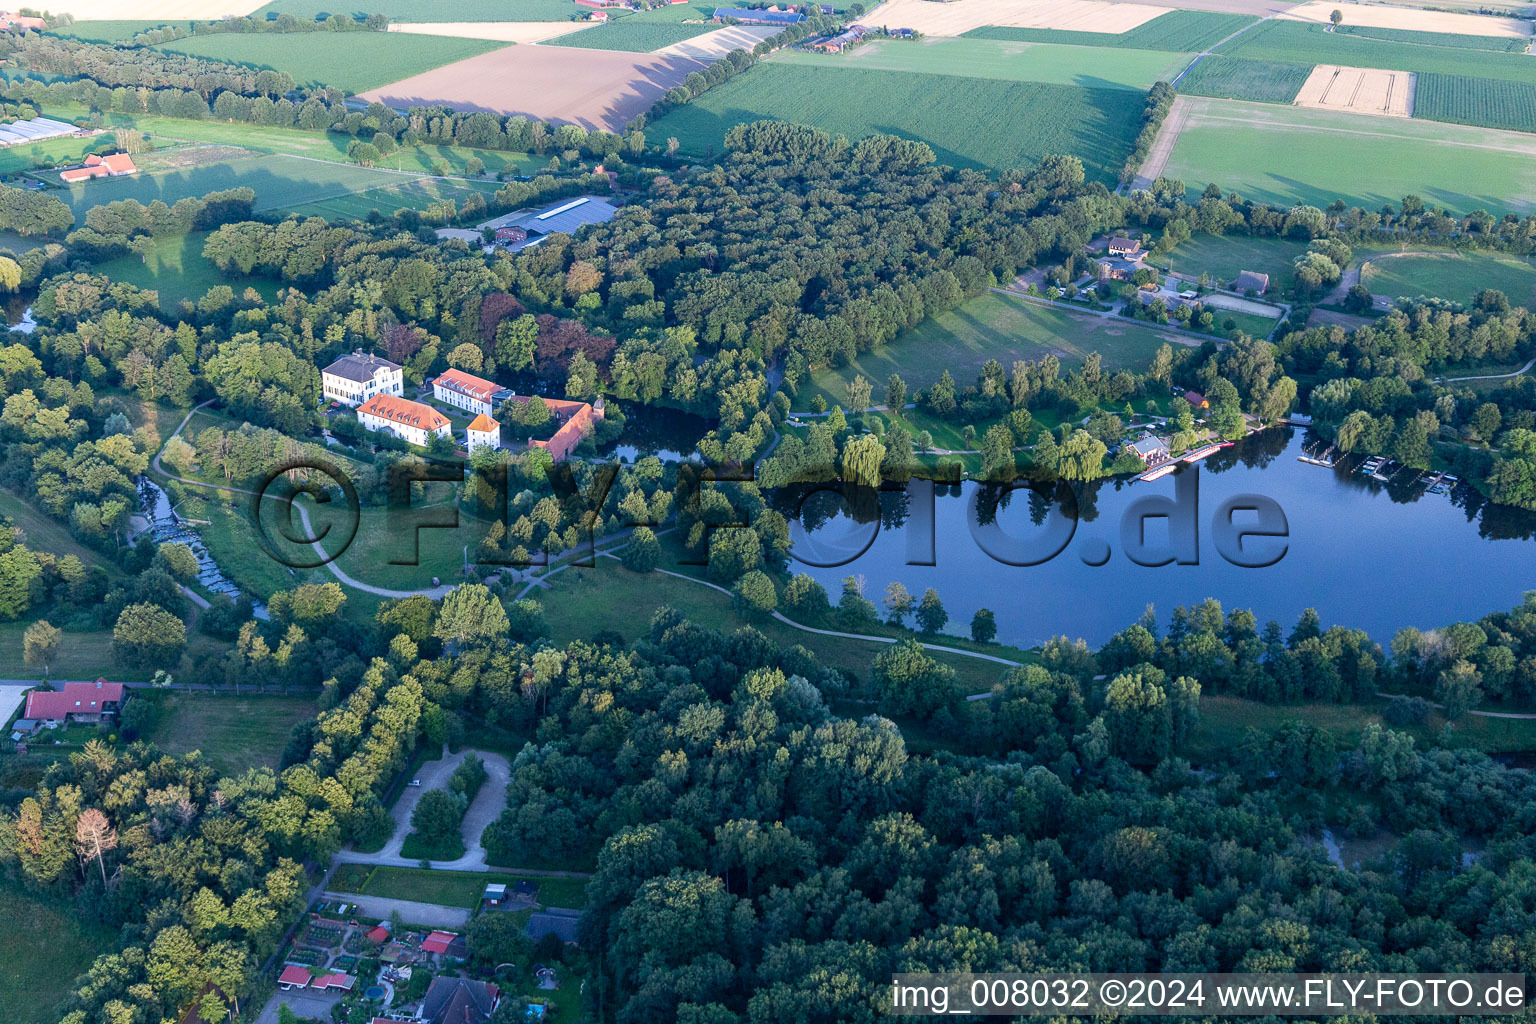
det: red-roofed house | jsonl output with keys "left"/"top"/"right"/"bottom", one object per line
{"left": 59, "top": 152, "right": 137, "bottom": 184}
{"left": 365, "top": 924, "right": 391, "bottom": 943}
{"left": 25, "top": 679, "right": 127, "bottom": 724}
{"left": 357, "top": 394, "right": 452, "bottom": 447}
{"left": 311, "top": 973, "right": 355, "bottom": 992}
{"left": 421, "top": 930, "right": 458, "bottom": 955}
{"left": 433, "top": 368, "right": 511, "bottom": 418}
{"left": 278, "top": 965, "right": 311, "bottom": 990}
{"left": 1182, "top": 390, "right": 1210, "bottom": 410}
{"left": 516, "top": 396, "right": 604, "bottom": 463}
{"left": 0, "top": 12, "right": 47, "bottom": 31}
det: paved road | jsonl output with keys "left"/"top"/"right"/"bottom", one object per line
{"left": 1439, "top": 357, "right": 1536, "bottom": 383}
{"left": 318, "top": 891, "right": 472, "bottom": 928}
{"left": 333, "top": 747, "right": 511, "bottom": 870}
{"left": 622, "top": 558, "right": 1027, "bottom": 670}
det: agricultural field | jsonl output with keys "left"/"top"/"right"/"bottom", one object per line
{"left": 253, "top": 0, "right": 578, "bottom": 19}
{"left": 774, "top": 37, "right": 1194, "bottom": 91}
{"left": 278, "top": 176, "right": 504, "bottom": 221}
{"left": 153, "top": 30, "right": 506, "bottom": 94}
{"left": 53, "top": 153, "right": 429, "bottom": 218}
{"left": 856, "top": 0, "right": 1169, "bottom": 38}
{"left": 964, "top": 10, "right": 1256, "bottom": 51}
{"left": 1413, "top": 74, "right": 1536, "bottom": 133}
{"left": 141, "top": 691, "right": 319, "bottom": 776}
{"left": 1214, "top": 21, "right": 1536, "bottom": 85}
{"left": 93, "top": 231, "right": 281, "bottom": 309}
{"left": 1157, "top": 97, "right": 1536, "bottom": 213}
{"left": 1278, "top": 0, "right": 1532, "bottom": 39}
{"left": 656, "top": 24, "right": 781, "bottom": 58}
{"left": 798, "top": 290, "right": 1190, "bottom": 410}
{"left": 1174, "top": 55, "right": 1312, "bottom": 103}
{"left": 357, "top": 44, "right": 707, "bottom": 133}
{"left": 47, "top": 19, "right": 178, "bottom": 42}
{"left": 647, "top": 62, "right": 1147, "bottom": 179}
{"left": 0, "top": 886, "right": 119, "bottom": 1024}
{"left": 1360, "top": 251, "right": 1536, "bottom": 307}
{"left": 546, "top": 19, "right": 716, "bottom": 52}
{"left": 1293, "top": 65, "right": 1415, "bottom": 118}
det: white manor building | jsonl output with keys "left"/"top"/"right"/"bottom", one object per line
{"left": 357, "top": 394, "right": 451, "bottom": 447}
{"left": 433, "top": 367, "right": 511, "bottom": 418}
{"left": 466, "top": 413, "right": 501, "bottom": 453}
{"left": 321, "top": 351, "right": 403, "bottom": 407}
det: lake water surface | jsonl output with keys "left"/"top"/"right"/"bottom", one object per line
{"left": 785, "top": 429, "right": 1536, "bottom": 647}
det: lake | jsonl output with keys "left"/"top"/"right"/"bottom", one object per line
{"left": 781, "top": 429, "right": 1536, "bottom": 647}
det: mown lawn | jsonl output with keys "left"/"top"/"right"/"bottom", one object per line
{"left": 332, "top": 865, "right": 589, "bottom": 909}
{"left": 0, "top": 489, "right": 124, "bottom": 578}
{"left": 647, "top": 62, "right": 1146, "bottom": 180}
{"left": 154, "top": 31, "right": 506, "bottom": 94}
{"left": 142, "top": 691, "right": 317, "bottom": 775}
{"left": 1360, "top": 251, "right": 1536, "bottom": 307}
{"left": 798, "top": 291, "right": 1190, "bottom": 411}
{"left": 0, "top": 622, "right": 226, "bottom": 681}
{"left": 1157, "top": 234, "right": 1309, "bottom": 287}
{"left": 0, "top": 885, "right": 118, "bottom": 1024}
{"left": 92, "top": 231, "right": 280, "bottom": 310}
{"left": 0, "top": 133, "right": 116, "bottom": 176}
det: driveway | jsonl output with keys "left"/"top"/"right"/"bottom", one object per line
{"left": 318, "top": 891, "right": 471, "bottom": 929}
{"left": 334, "top": 747, "right": 511, "bottom": 870}
{"left": 254, "top": 990, "right": 343, "bottom": 1024}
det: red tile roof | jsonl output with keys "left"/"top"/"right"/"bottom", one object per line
{"left": 421, "top": 930, "right": 458, "bottom": 954}
{"left": 311, "top": 973, "right": 355, "bottom": 991}
{"left": 25, "top": 679, "right": 124, "bottom": 720}
{"left": 358, "top": 394, "right": 449, "bottom": 431}
{"left": 436, "top": 368, "right": 501, "bottom": 403}
{"left": 278, "top": 965, "right": 311, "bottom": 988}
{"left": 466, "top": 413, "right": 497, "bottom": 434}
{"left": 100, "top": 153, "right": 136, "bottom": 174}
{"left": 366, "top": 925, "right": 390, "bottom": 943}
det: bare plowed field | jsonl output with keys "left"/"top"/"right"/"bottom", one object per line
{"left": 1294, "top": 64, "right": 1416, "bottom": 116}
{"left": 54, "top": 0, "right": 261, "bottom": 13}
{"left": 862, "top": 0, "right": 1168, "bottom": 36}
{"left": 654, "top": 24, "right": 777, "bottom": 57}
{"left": 387, "top": 21, "right": 595, "bottom": 42}
{"left": 356, "top": 44, "right": 707, "bottom": 132}
{"left": 1280, "top": 0, "right": 1532, "bottom": 36}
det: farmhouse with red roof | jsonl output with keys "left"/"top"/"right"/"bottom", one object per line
{"left": 59, "top": 152, "right": 137, "bottom": 184}
{"left": 25, "top": 679, "right": 127, "bottom": 724}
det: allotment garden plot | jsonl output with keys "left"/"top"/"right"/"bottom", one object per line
{"left": 1158, "top": 96, "right": 1536, "bottom": 213}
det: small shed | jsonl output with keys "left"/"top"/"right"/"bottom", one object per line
{"left": 365, "top": 924, "right": 391, "bottom": 943}
{"left": 484, "top": 883, "right": 508, "bottom": 906}
{"left": 278, "top": 965, "right": 311, "bottom": 991}
{"left": 1182, "top": 390, "right": 1209, "bottom": 409}
{"left": 422, "top": 930, "right": 458, "bottom": 955}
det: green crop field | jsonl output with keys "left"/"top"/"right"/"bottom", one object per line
{"left": 280, "top": 176, "right": 504, "bottom": 220}
{"left": 772, "top": 38, "right": 1193, "bottom": 91}
{"left": 1360, "top": 251, "right": 1536, "bottom": 306}
{"left": 1325, "top": 22, "right": 1530, "bottom": 51}
{"left": 93, "top": 231, "right": 280, "bottom": 309}
{"left": 648, "top": 63, "right": 1146, "bottom": 180}
{"left": 55, "top": 153, "right": 426, "bottom": 217}
{"left": 1174, "top": 55, "right": 1311, "bottom": 103}
{"left": 799, "top": 290, "right": 1190, "bottom": 410}
{"left": 964, "top": 10, "right": 1255, "bottom": 52}
{"left": 1159, "top": 98, "right": 1536, "bottom": 214}
{"left": 1215, "top": 21, "right": 1536, "bottom": 85}
{"left": 254, "top": 0, "right": 584, "bottom": 20}
{"left": 1414, "top": 74, "right": 1536, "bottom": 134}
{"left": 548, "top": 20, "right": 714, "bottom": 51}
{"left": 154, "top": 31, "right": 505, "bottom": 94}
{"left": 0, "top": 886, "right": 118, "bottom": 1024}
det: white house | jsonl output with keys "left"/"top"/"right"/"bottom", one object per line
{"left": 466, "top": 413, "right": 501, "bottom": 453}
{"left": 357, "top": 394, "right": 451, "bottom": 447}
{"left": 321, "top": 351, "right": 403, "bottom": 407}
{"left": 433, "top": 367, "right": 509, "bottom": 418}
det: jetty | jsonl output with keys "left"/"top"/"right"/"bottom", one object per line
{"left": 1181, "top": 441, "right": 1231, "bottom": 464}
{"left": 1135, "top": 462, "right": 1178, "bottom": 482}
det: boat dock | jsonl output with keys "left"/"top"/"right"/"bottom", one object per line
{"left": 1181, "top": 441, "right": 1232, "bottom": 464}
{"left": 1135, "top": 461, "right": 1178, "bottom": 483}
{"left": 1297, "top": 441, "right": 1337, "bottom": 467}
